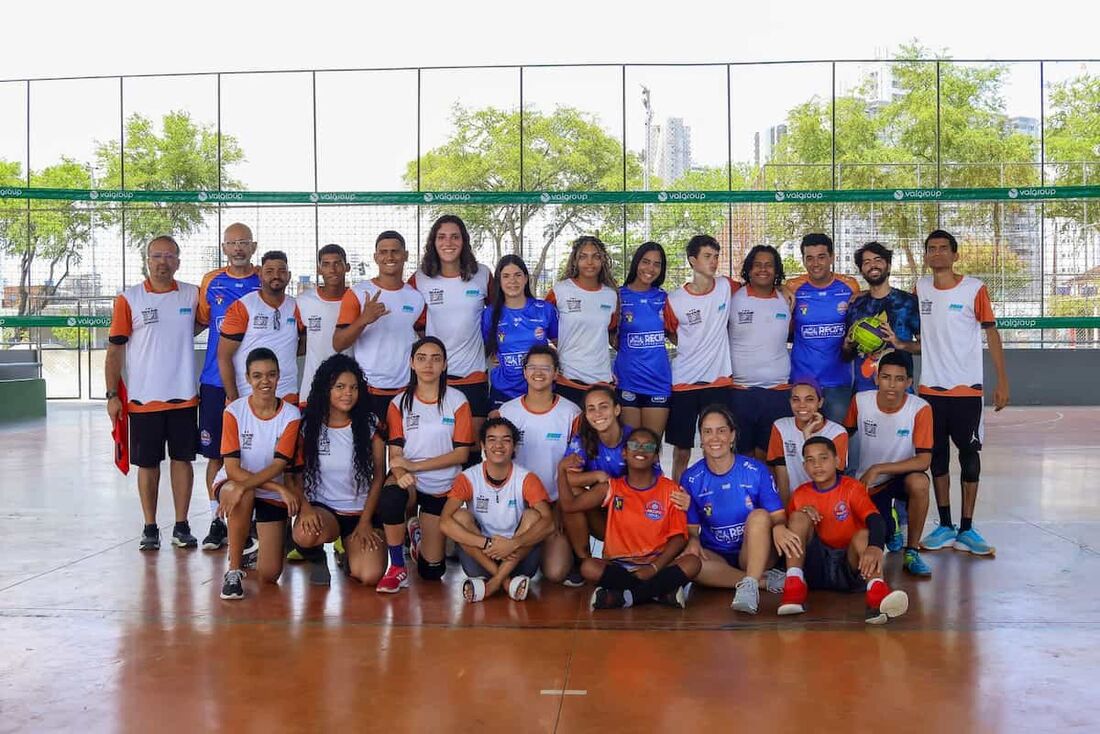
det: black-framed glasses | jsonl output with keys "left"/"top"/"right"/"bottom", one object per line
{"left": 626, "top": 440, "right": 658, "bottom": 453}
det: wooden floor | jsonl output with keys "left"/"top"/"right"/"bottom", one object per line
{"left": 1, "top": 404, "right": 1098, "bottom": 733}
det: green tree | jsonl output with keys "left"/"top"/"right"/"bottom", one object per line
{"left": 407, "top": 105, "right": 642, "bottom": 286}
{"left": 94, "top": 111, "right": 244, "bottom": 249}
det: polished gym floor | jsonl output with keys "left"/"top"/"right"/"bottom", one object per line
{"left": 1, "top": 404, "right": 1098, "bottom": 733}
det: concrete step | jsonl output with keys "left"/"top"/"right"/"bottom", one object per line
{"left": 0, "top": 364, "right": 40, "bottom": 380}
{"left": 0, "top": 349, "right": 39, "bottom": 364}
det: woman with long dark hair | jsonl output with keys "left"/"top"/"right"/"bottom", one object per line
{"left": 482, "top": 254, "right": 558, "bottom": 410}
{"left": 409, "top": 215, "right": 493, "bottom": 440}
{"left": 375, "top": 336, "right": 475, "bottom": 592}
{"left": 545, "top": 236, "right": 619, "bottom": 408}
{"left": 291, "top": 354, "right": 387, "bottom": 586}
{"left": 614, "top": 241, "right": 672, "bottom": 440}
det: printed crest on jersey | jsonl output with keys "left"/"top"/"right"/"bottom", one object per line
{"left": 442, "top": 416, "right": 455, "bottom": 426}
{"left": 565, "top": 297, "right": 582, "bottom": 313}
{"left": 465, "top": 289, "right": 481, "bottom": 297}
{"left": 200, "top": 429, "right": 212, "bottom": 446}
{"left": 703, "top": 503, "right": 713, "bottom": 517}
{"left": 308, "top": 315, "right": 322, "bottom": 332}
{"left": 949, "top": 303, "right": 964, "bottom": 311}
{"left": 738, "top": 309, "right": 754, "bottom": 325}
{"left": 837, "top": 301, "right": 849, "bottom": 314}
{"left": 644, "top": 500, "right": 664, "bottom": 521}
{"left": 179, "top": 307, "right": 192, "bottom": 315}
{"left": 744, "top": 494, "right": 755, "bottom": 510}
{"left": 405, "top": 414, "right": 420, "bottom": 431}
{"left": 318, "top": 430, "right": 331, "bottom": 456}
{"left": 920, "top": 299, "right": 933, "bottom": 315}
{"left": 429, "top": 289, "right": 445, "bottom": 305}
{"left": 613, "top": 496, "right": 625, "bottom": 511}
{"left": 497, "top": 331, "right": 506, "bottom": 344}
{"left": 623, "top": 310, "right": 635, "bottom": 323}
{"left": 252, "top": 313, "right": 270, "bottom": 329}
{"left": 533, "top": 326, "right": 546, "bottom": 340}
{"left": 475, "top": 496, "right": 490, "bottom": 513}
{"left": 784, "top": 440, "right": 798, "bottom": 456}
{"left": 896, "top": 428, "right": 911, "bottom": 438}
{"left": 863, "top": 420, "right": 878, "bottom": 438}
{"left": 686, "top": 308, "right": 702, "bottom": 325}
{"left": 241, "top": 431, "right": 254, "bottom": 450}
{"left": 215, "top": 294, "right": 225, "bottom": 306}
{"left": 833, "top": 500, "right": 850, "bottom": 522}
{"left": 798, "top": 303, "right": 809, "bottom": 315}
{"left": 401, "top": 304, "right": 415, "bottom": 313}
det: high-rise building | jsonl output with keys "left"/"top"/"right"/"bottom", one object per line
{"left": 658, "top": 117, "right": 692, "bottom": 185}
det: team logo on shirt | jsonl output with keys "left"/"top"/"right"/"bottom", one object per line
{"left": 600, "top": 303, "right": 613, "bottom": 311}
{"left": 703, "top": 503, "right": 713, "bottom": 517}
{"left": 308, "top": 315, "right": 322, "bottom": 332}
{"left": 508, "top": 499, "right": 518, "bottom": 508}
{"left": 429, "top": 289, "right": 445, "bottom": 306}
{"left": 318, "top": 431, "right": 331, "bottom": 456}
{"left": 863, "top": 420, "right": 878, "bottom": 437}
{"left": 896, "top": 428, "right": 911, "bottom": 438}
{"left": 475, "top": 496, "right": 490, "bottom": 513}
{"left": 442, "top": 416, "right": 455, "bottom": 426}
{"left": 798, "top": 303, "right": 809, "bottom": 315}
{"left": 545, "top": 432, "right": 562, "bottom": 440}
{"left": 920, "top": 299, "right": 933, "bottom": 315}
{"left": 214, "top": 294, "right": 225, "bottom": 306}
{"left": 613, "top": 496, "right": 625, "bottom": 511}
{"left": 252, "top": 314, "right": 270, "bottom": 329}
{"left": 744, "top": 495, "right": 755, "bottom": 510}
{"left": 402, "top": 304, "right": 415, "bottom": 313}
{"left": 949, "top": 303, "right": 964, "bottom": 312}
{"left": 623, "top": 311, "right": 634, "bottom": 323}
{"left": 626, "top": 331, "right": 664, "bottom": 349}
{"left": 200, "top": 430, "right": 212, "bottom": 446}
{"left": 141, "top": 308, "right": 159, "bottom": 325}
{"left": 738, "top": 309, "right": 754, "bottom": 325}
{"left": 686, "top": 308, "right": 702, "bottom": 325}
{"left": 565, "top": 298, "right": 582, "bottom": 313}
{"left": 784, "top": 440, "right": 798, "bottom": 456}
{"left": 498, "top": 331, "right": 506, "bottom": 344}
{"left": 645, "top": 500, "right": 664, "bottom": 520}
{"left": 465, "top": 289, "right": 481, "bottom": 297}
{"left": 534, "top": 327, "right": 545, "bottom": 340}
{"left": 837, "top": 301, "right": 849, "bottom": 315}
{"left": 834, "top": 501, "right": 850, "bottom": 522}
{"left": 405, "top": 414, "right": 420, "bottom": 431}
{"left": 179, "top": 307, "right": 192, "bottom": 315}
{"left": 241, "top": 431, "right": 254, "bottom": 450}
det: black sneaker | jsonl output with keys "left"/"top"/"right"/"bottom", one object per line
{"left": 172, "top": 523, "right": 198, "bottom": 549}
{"left": 201, "top": 519, "right": 228, "bottom": 550}
{"left": 139, "top": 525, "right": 160, "bottom": 551}
{"left": 563, "top": 567, "right": 585, "bottom": 588}
{"left": 309, "top": 559, "right": 332, "bottom": 587}
{"left": 589, "top": 587, "right": 629, "bottom": 610}
{"left": 220, "top": 569, "right": 246, "bottom": 600}
{"left": 242, "top": 534, "right": 259, "bottom": 569}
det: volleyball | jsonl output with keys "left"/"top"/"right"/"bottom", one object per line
{"left": 849, "top": 313, "right": 889, "bottom": 354}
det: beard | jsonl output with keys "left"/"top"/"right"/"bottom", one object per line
{"left": 863, "top": 268, "right": 890, "bottom": 287}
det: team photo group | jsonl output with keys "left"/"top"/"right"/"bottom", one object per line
{"left": 105, "top": 212, "right": 1010, "bottom": 625}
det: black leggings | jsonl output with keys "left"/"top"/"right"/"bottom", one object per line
{"left": 598, "top": 563, "right": 689, "bottom": 605}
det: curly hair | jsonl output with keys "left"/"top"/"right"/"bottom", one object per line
{"left": 300, "top": 354, "right": 377, "bottom": 500}
{"left": 739, "top": 244, "right": 785, "bottom": 288}
{"left": 562, "top": 236, "right": 617, "bottom": 288}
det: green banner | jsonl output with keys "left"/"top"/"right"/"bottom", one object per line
{"left": 2, "top": 186, "right": 1100, "bottom": 205}
{"left": 0, "top": 314, "right": 1096, "bottom": 330}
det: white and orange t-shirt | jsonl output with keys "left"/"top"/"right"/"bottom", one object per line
{"left": 409, "top": 265, "right": 491, "bottom": 383}
{"left": 498, "top": 395, "right": 581, "bottom": 501}
{"left": 845, "top": 391, "right": 933, "bottom": 487}
{"left": 387, "top": 389, "right": 476, "bottom": 496}
{"left": 664, "top": 277, "right": 737, "bottom": 390}
{"left": 109, "top": 280, "right": 199, "bottom": 413}
{"left": 215, "top": 397, "right": 300, "bottom": 503}
{"left": 220, "top": 291, "right": 302, "bottom": 401}
{"left": 916, "top": 274, "right": 996, "bottom": 398}
{"left": 767, "top": 417, "right": 849, "bottom": 491}
{"left": 545, "top": 279, "right": 618, "bottom": 387}
{"left": 448, "top": 463, "right": 549, "bottom": 538}
{"left": 728, "top": 286, "right": 792, "bottom": 389}
{"left": 337, "top": 279, "right": 425, "bottom": 394}
{"left": 297, "top": 288, "right": 350, "bottom": 404}
{"left": 299, "top": 421, "right": 376, "bottom": 513}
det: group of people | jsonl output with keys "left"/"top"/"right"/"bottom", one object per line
{"left": 105, "top": 213, "right": 1009, "bottom": 623}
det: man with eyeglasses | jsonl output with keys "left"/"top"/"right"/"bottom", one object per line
{"left": 196, "top": 223, "right": 261, "bottom": 551}
{"left": 106, "top": 236, "right": 203, "bottom": 551}
{"left": 218, "top": 250, "right": 304, "bottom": 404}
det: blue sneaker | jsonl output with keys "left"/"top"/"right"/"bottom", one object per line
{"left": 886, "top": 508, "right": 904, "bottom": 552}
{"left": 954, "top": 527, "right": 995, "bottom": 556}
{"left": 920, "top": 524, "right": 958, "bottom": 551}
{"left": 903, "top": 549, "right": 932, "bottom": 576}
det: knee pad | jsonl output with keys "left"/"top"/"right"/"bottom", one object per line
{"left": 378, "top": 484, "right": 409, "bottom": 526}
{"left": 417, "top": 555, "right": 446, "bottom": 581}
{"left": 959, "top": 449, "right": 981, "bottom": 483}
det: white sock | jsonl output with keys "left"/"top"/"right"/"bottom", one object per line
{"left": 209, "top": 500, "right": 219, "bottom": 516}
{"left": 867, "top": 578, "right": 885, "bottom": 591}
{"left": 786, "top": 567, "right": 804, "bottom": 580}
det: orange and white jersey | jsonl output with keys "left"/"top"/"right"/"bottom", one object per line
{"left": 916, "top": 275, "right": 996, "bottom": 397}
{"left": 297, "top": 288, "right": 350, "bottom": 404}
{"left": 338, "top": 280, "right": 425, "bottom": 393}
{"left": 846, "top": 391, "right": 933, "bottom": 487}
{"left": 663, "top": 277, "right": 737, "bottom": 390}
{"left": 408, "top": 265, "right": 491, "bottom": 383}
{"left": 498, "top": 395, "right": 581, "bottom": 501}
{"left": 220, "top": 291, "right": 302, "bottom": 401}
{"left": 545, "top": 279, "right": 618, "bottom": 386}
{"left": 108, "top": 280, "right": 199, "bottom": 412}
{"left": 387, "top": 389, "right": 476, "bottom": 496}
{"left": 302, "top": 421, "right": 375, "bottom": 513}
{"left": 728, "top": 286, "right": 792, "bottom": 389}
{"left": 767, "top": 417, "right": 849, "bottom": 490}
{"left": 448, "top": 463, "right": 549, "bottom": 538}
{"left": 215, "top": 397, "right": 300, "bottom": 503}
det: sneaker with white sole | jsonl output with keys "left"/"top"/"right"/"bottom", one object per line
{"left": 376, "top": 565, "right": 409, "bottom": 594}
{"left": 919, "top": 523, "right": 958, "bottom": 551}
{"left": 954, "top": 527, "right": 995, "bottom": 556}
{"left": 220, "top": 569, "right": 246, "bottom": 600}
{"left": 201, "top": 519, "right": 228, "bottom": 550}
{"left": 731, "top": 576, "right": 760, "bottom": 614}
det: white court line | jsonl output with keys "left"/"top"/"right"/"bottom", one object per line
{"left": 991, "top": 411, "right": 1064, "bottom": 429}
{"left": 540, "top": 689, "right": 588, "bottom": 696}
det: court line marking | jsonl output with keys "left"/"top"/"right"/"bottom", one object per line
{"left": 541, "top": 690, "right": 587, "bottom": 696}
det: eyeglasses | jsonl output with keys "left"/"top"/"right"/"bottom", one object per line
{"left": 224, "top": 239, "right": 256, "bottom": 247}
{"left": 626, "top": 440, "right": 658, "bottom": 453}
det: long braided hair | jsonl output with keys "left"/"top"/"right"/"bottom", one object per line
{"left": 301, "top": 354, "right": 377, "bottom": 499}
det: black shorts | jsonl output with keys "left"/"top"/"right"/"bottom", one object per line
{"left": 130, "top": 406, "right": 198, "bottom": 468}
{"left": 311, "top": 502, "right": 383, "bottom": 538}
{"left": 617, "top": 388, "right": 671, "bottom": 409}
{"left": 667, "top": 385, "right": 733, "bottom": 449}
{"left": 923, "top": 394, "right": 984, "bottom": 477}
{"left": 367, "top": 391, "right": 399, "bottom": 436}
{"left": 804, "top": 536, "right": 864, "bottom": 592}
{"left": 554, "top": 382, "right": 588, "bottom": 410}
{"left": 488, "top": 386, "right": 514, "bottom": 412}
{"left": 450, "top": 380, "right": 491, "bottom": 418}
{"left": 458, "top": 543, "right": 543, "bottom": 579}
{"left": 869, "top": 473, "right": 924, "bottom": 535}
{"left": 730, "top": 387, "right": 792, "bottom": 454}
{"left": 198, "top": 383, "right": 227, "bottom": 459}
{"left": 254, "top": 498, "right": 289, "bottom": 523}
{"left": 416, "top": 491, "right": 449, "bottom": 517}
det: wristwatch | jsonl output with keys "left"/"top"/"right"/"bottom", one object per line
{"left": 106, "top": 390, "right": 119, "bottom": 399}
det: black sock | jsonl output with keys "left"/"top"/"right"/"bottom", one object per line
{"left": 597, "top": 563, "right": 641, "bottom": 592}
{"left": 938, "top": 505, "right": 953, "bottom": 527}
{"left": 633, "top": 566, "right": 689, "bottom": 604}
{"left": 959, "top": 517, "right": 973, "bottom": 532}
{"left": 143, "top": 523, "right": 157, "bottom": 533}
{"left": 173, "top": 521, "right": 189, "bottom": 533}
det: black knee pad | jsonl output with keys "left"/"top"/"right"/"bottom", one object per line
{"left": 379, "top": 484, "right": 409, "bottom": 526}
{"left": 959, "top": 449, "right": 981, "bottom": 483}
{"left": 417, "top": 555, "right": 446, "bottom": 581}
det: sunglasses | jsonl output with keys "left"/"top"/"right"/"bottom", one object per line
{"left": 626, "top": 440, "right": 658, "bottom": 453}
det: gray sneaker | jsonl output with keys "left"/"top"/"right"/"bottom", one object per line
{"left": 763, "top": 568, "right": 787, "bottom": 594}
{"left": 731, "top": 576, "right": 760, "bottom": 614}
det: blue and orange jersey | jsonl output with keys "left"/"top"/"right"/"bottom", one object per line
{"left": 602, "top": 475, "right": 688, "bottom": 562}
{"left": 789, "top": 274, "right": 861, "bottom": 389}
{"left": 197, "top": 266, "right": 260, "bottom": 386}
{"left": 480, "top": 298, "right": 558, "bottom": 399}
{"left": 680, "top": 455, "right": 783, "bottom": 555}
{"left": 846, "top": 287, "right": 920, "bottom": 393}
{"left": 614, "top": 286, "right": 671, "bottom": 397}
{"left": 788, "top": 475, "right": 878, "bottom": 550}
{"left": 564, "top": 424, "right": 662, "bottom": 479}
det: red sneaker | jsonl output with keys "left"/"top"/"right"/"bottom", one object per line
{"left": 865, "top": 580, "right": 909, "bottom": 624}
{"left": 777, "top": 575, "right": 807, "bottom": 615}
{"left": 376, "top": 564, "right": 409, "bottom": 594}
